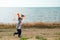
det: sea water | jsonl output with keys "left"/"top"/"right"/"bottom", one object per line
{"left": 0, "top": 7, "right": 60, "bottom": 23}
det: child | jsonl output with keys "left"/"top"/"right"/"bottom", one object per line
{"left": 13, "top": 13, "right": 24, "bottom": 38}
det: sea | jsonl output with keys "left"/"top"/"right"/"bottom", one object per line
{"left": 0, "top": 7, "right": 60, "bottom": 23}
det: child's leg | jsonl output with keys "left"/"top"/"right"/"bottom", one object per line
{"left": 17, "top": 29, "right": 21, "bottom": 37}
{"left": 14, "top": 32, "right": 18, "bottom": 34}
{"left": 13, "top": 30, "right": 18, "bottom": 36}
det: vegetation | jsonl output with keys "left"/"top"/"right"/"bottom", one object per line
{"left": 54, "top": 32, "right": 60, "bottom": 35}
{"left": 35, "top": 35, "right": 47, "bottom": 40}
{"left": 0, "top": 22, "right": 60, "bottom": 29}
{"left": 20, "top": 37, "right": 28, "bottom": 40}
{"left": 55, "top": 38, "right": 60, "bottom": 40}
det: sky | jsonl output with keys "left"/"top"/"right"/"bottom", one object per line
{"left": 0, "top": 0, "right": 60, "bottom": 7}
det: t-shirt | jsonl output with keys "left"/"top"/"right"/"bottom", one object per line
{"left": 16, "top": 20, "right": 22, "bottom": 29}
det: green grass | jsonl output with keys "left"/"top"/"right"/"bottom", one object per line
{"left": 0, "top": 35, "right": 2, "bottom": 38}
{"left": 55, "top": 38, "right": 60, "bottom": 40}
{"left": 58, "top": 38, "right": 60, "bottom": 40}
{"left": 35, "top": 35, "right": 47, "bottom": 40}
{"left": 20, "top": 37, "right": 28, "bottom": 40}
{"left": 42, "top": 33, "right": 46, "bottom": 35}
{"left": 54, "top": 32, "right": 60, "bottom": 35}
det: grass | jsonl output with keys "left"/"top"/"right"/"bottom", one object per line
{"left": 35, "top": 35, "right": 47, "bottom": 40}
{"left": 0, "top": 22, "right": 60, "bottom": 29}
{"left": 20, "top": 37, "right": 28, "bottom": 40}
{"left": 22, "top": 22, "right": 60, "bottom": 28}
{"left": 20, "top": 35, "right": 47, "bottom": 40}
{"left": 0, "top": 35, "right": 2, "bottom": 38}
{"left": 42, "top": 33, "right": 46, "bottom": 35}
{"left": 55, "top": 38, "right": 60, "bottom": 40}
{"left": 58, "top": 38, "right": 60, "bottom": 40}
{"left": 0, "top": 28, "right": 60, "bottom": 40}
{"left": 54, "top": 32, "right": 60, "bottom": 35}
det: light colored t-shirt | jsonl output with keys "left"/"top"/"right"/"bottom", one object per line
{"left": 16, "top": 20, "right": 22, "bottom": 29}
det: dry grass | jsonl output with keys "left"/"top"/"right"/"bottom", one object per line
{"left": 0, "top": 23, "right": 16, "bottom": 29}
{"left": 22, "top": 22, "right": 60, "bottom": 28}
{"left": 0, "top": 22, "right": 60, "bottom": 29}
{"left": 0, "top": 28, "right": 60, "bottom": 40}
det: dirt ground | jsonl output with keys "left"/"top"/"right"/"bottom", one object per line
{"left": 0, "top": 28, "right": 60, "bottom": 40}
